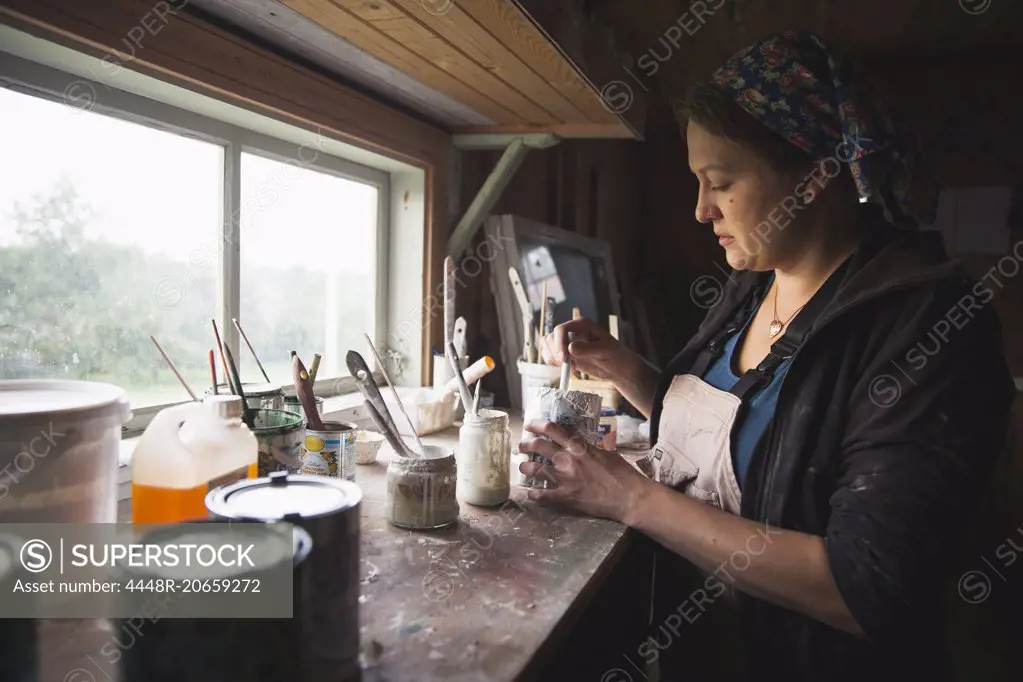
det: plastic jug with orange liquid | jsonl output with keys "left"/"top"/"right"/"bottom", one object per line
{"left": 131, "top": 395, "right": 257, "bottom": 524}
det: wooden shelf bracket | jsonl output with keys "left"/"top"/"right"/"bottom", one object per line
{"left": 447, "top": 133, "right": 561, "bottom": 258}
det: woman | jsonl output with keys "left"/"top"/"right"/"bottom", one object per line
{"left": 519, "top": 31, "right": 1015, "bottom": 681}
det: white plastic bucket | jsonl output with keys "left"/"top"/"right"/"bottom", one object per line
{"left": 517, "top": 360, "right": 561, "bottom": 418}
{"left": 0, "top": 380, "right": 131, "bottom": 523}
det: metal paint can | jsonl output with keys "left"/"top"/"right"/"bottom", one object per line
{"left": 596, "top": 406, "right": 617, "bottom": 451}
{"left": 206, "top": 473, "right": 362, "bottom": 682}
{"left": 205, "top": 383, "right": 284, "bottom": 412}
{"left": 114, "top": 519, "right": 312, "bottom": 682}
{"left": 283, "top": 395, "right": 324, "bottom": 421}
{"left": 251, "top": 409, "right": 305, "bottom": 477}
{"left": 0, "top": 533, "right": 37, "bottom": 682}
{"left": 300, "top": 421, "right": 358, "bottom": 481}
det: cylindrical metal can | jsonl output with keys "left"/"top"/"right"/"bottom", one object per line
{"left": 205, "top": 383, "right": 284, "bottom": 412}
{"left": 206, "top": 473, "right": 362, "bottom": 682}
{"left": 596, "top": 406, "right": 617, "bottom": 451}
{"left": 0, "top": 532, "right": 37, "bottom": 682}
{"left": 115, "top": 519, "right": 310, "bottom": 682}
{"left": 251, "top": 409, "right": 305, "bottom": 477}
{"left": 283, "top": 395, "right": 324, "bottom": 422}
{"left": 300, "top": 421, "right": 358, "bottom": 481}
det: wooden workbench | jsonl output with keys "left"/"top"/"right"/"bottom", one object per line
{"left": 38, "top": 414, "right": 640, "bottom": 682}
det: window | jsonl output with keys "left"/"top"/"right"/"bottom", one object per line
{"left": 0, "top": 87, "right": 222, "bottom": 408}
{"left": 238, "top": 151, "right": 379, "bottom": 388}
{"left": 0, "top": 57, "right": 392, "bottom": 432}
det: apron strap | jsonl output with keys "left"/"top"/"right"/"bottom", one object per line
{"left": 729, "top": 256, "right": 852, "bottom": 400}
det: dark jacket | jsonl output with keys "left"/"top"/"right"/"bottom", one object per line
{"left": 648, "top": 211, "right": 1016, "bottom": 681}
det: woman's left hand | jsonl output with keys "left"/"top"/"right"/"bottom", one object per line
{"left": 518, "top": 419, "right": 651, "bottom": 524}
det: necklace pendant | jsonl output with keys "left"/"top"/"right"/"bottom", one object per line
{"left": 769, "top": 320, "right": 783, "bottom": 338}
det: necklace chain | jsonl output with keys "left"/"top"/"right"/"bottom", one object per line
{"left": 769, "top": 281, "right": 808, "bottom": 338}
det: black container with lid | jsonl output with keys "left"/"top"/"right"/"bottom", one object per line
{"left": 115, "top": 519, "right": 312, "bottom": 682}
{"left": 206, "top": 472, "right": 362, "bottom": 682}
{"left": 0, "top": 533, "right": 38, "bottom": 682}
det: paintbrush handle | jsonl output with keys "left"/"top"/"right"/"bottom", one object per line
{"left": 292, "top": 355, "right": 324, "bottom": 431}
{"left": 233, "top": 318, "right": 271, "bottom": 383}
{"left": 347, "top": 351, "right": 415, "bottom": 457}
{"left": 471, "top": 377, "right": 483, "bottom": 417}
{"left": 308, "top": 354, "right": 322, "bottom": 387}
{"left": 222, "top": 344, "right": 254, "bottom": 427}
{"left": 363, "top": 334, "right": 424, "bottom": 456}
{"left": 447, "top": 342, "right": 474, "bottom": 412}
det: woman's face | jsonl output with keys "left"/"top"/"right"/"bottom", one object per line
{"left": 686, "top": 120, "right": 809, "bottom": 271}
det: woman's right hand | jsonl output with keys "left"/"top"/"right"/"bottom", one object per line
{"left": 538, "top": 317, "right": 634, "bottom": 384}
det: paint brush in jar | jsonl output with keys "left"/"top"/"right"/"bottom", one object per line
{"left": 211, "top": 319, "right": 230, "bottom": 385}
{"left": 364, "top": 333, "right": 425, "bottom": 456}
{"left": 150, "top": 335, "right": 198, "bottom": 401}
{"left": 308, "top": 353, "right": 322, "bottom": 387}
{"left": 572, "top": 307, "right": 588, "bottom": 380}
{"left": 559, "top": 332, "right": 574, "bottom": 391}
{"left": 232, "top": 317, "right": 271, "bottom": 383}
{"left": 447, "top": 342, "right": 474, "bottom": 416}
{"left": 292, "top": 354, "right": 325, "bottom": 431}
{"left": 208, "top": 349, "right": 218, "bottom": 395}
{"left": 538, "top": 280, "right": 549, "bottom": 365}
{"left": 222, "top": 343, "right": 254, "bottom": 429}
{"left": 471, "top": 375, "right": 484, "bottom": 416}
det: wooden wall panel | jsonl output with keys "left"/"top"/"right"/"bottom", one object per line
{"left": 0, "top": 0, "right": 452, "bottom": 385}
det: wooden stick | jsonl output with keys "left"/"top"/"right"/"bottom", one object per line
{"left": 364, "top": 333, "right": 424, "bottom": 456}
{"left": 232, "top": 318, "right": 270, "bottom": 383}
{"left": 208, "top": 349, "right": 218, "bottom": 395}
{"left": 211, "top": 319, "right": 229, "bottom": 386}
{"left": 223, "top": 344, "right": 255, "bottom": 428}
{"left": 308, "top": 354, "right": 322, "bottom": 387}
{"left": 150, "top": 335, "right": 198, "bottom": 401}
{"left": 538, "top": 280, "right": 548, "bottom": 365}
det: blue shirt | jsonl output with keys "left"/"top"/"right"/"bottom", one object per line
{"left": 701, "top": 290, "right": 791, "bottom": 491}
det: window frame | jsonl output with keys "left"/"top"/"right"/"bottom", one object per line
{"left": 1, "top": 53, "right": 393, "bottom": 437}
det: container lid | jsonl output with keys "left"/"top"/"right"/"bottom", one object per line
{"left": 238, "top": 383, "right": 281, "bottom": 396}
{"left": 211, "top": 473, "right": 361, "bottom": 520}
{"left": 208, "top": 395, "right": 243, "bottom": 420}
{"left": 0, "top": 380, "right": 130, "bottom": 423}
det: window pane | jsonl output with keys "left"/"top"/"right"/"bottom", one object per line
{"left": 0, "top": 89, "right": 223, "bottom": 408}
{"left": 239, "top": 152, "right": 378, "bottom": 389}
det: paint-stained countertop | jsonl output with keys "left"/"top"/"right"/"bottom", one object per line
{"left": 357, "top": 414, "right": 631, "bottom": 682}
{"left": 38, "top": 414, "right": 634, "bottom": 682}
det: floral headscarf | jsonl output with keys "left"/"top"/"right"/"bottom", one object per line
{"left": 709, "top": 30, "right": 940, "bottom": 229}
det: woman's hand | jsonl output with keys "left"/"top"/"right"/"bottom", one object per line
{"left": 538, "top": 317, "right": 632, "bottom": 384}
{"left": 517, "top": 419, "right": 652, "bottom": 525}
{"left": 538, "top": 318, "right": 661, "bottom": 419}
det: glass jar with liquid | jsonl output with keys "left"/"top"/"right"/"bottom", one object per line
{"left": 131, "top": 396, "right": 257, "bottom": 523}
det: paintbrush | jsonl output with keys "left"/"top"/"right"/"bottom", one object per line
{"left": 211, "top": 319, "right": 229, "bottom": 386}
{"left": 291, "top": 354, "right": 325, "bottom": 431}
{"left": 472, "top": 375, "right": 483, "bottom": 416}
{"left": 308, "top": 354, "right": 322, "bottom": 387}
{"left": 559, "top": 332, "right": 574, "bottom": 391}
{"left": 363, "top": 333, "right": 425, "bottom": 456}
{"left": 572, "top": 307, "right": 587, "bottom": 380}
{"left": 222, "top": 344, "right": 254, "bottom": 428}
{"left": 233, "top": 318, "right": 271, "bottom": 383}
{"left": 444, "top": 256, "right": 456, "bottom": 350}
{"left": 208, "top": 349, "right": 218, "bottom": 395}
{"left": 150, "top": 335, "right": 198, "bottom": 401}
{"left": 440, "top": 356, "right": 495, "bottom": 396}
{"left": 347, "top": 350, "right": 417, "bottom": 458}
{"left": 447, "top": 342, "right": 474, "bottom": 416}
{"left": 538, "top": 280, "right": 549, "bottom": 364}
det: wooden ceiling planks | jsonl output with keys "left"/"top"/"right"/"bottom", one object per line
{"left": 330, "top": 0, "right": 557, "bottom": 123}
{"left": 282, "top": 0, "right": 630, "bottom": 133}
{"left": 455, "top": 0, "right": 621, "bottom": 125}
{"left": 384, "top": 0, "right": 590, "bottom": 123}
{"left": 282, "top": 0, "right": 519, "bottom": 123}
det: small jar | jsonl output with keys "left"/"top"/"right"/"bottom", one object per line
{"left": 457, "top": 409, "right": 512, "bottom": 507}
{"left": 385, "top": 444, "right": 459, "bottom": 530}
{"left": 597, "top": 407, "right": 617, "bottom": 451}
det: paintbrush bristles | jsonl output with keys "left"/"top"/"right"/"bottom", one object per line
{"left": 364, "top": 333, "right": 424, "bottom": 456}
